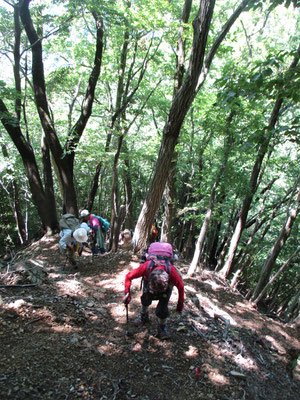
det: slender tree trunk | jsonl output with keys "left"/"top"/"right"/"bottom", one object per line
{"left": 123, "top": 141, "right": 134, "bottom": 229}
{"left": 188, "top": 113, "right": 233, "bottom": 275}
{"left": 88, "top": 22, "right": 151, "bottom": 213}
{"left": 41, "top": 131, "right": 58, "bottom": 231}
{"left": 219, "top": 44, "right": 300, "bottom": 278}
{"left": 1, "top": 143, "right": 27, "bottom": 242}
{"left": 188, "top": 205, "right": 213, "bottom": 274}
{"left": 219, "top": 138, "right": 276, "bottom": 278}
{"left": 251, "top": 184, "right": 300, "bottom": 302}
{"left": 230, "top": 182, "right": 291, "bottom": 288}
{"left": 109, "top": 134, "right": 124, "bottom": 251}
{"left": 87, "top": 162, "right": 102, "bottom": 211}
{"left": 110, "top": 205, "right": 126, "bottom": 252}
{"left": 284, "top": 287, "right": 300, "bottom": 321}
{"left": 253, "top": 247, "right": 300, "bottom": 306}
{"left": 182, "top": 217, "right": 196, "bottom": 259}
{"left": 161, "top": 154, "right": 177, "bottom": 243}
{"left": 13, "top": 2, "right": 22, "bottom": 120}
{"left": 13, "top": 181, "right": 27, "bottom": 242}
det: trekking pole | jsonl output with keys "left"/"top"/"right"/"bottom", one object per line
{"left": 75, "top": 243, "right": 79, "bottom": 257}
{"left": 123, "top": 293, "right": 132, "bottom": 337}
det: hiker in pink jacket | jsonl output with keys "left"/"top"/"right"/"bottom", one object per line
{"left": 80, "top": 210, "right": 107, "bottom": 254}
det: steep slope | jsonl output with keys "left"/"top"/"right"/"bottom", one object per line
{"left": 0, "top": 235, "right": 299, "bottom": 399}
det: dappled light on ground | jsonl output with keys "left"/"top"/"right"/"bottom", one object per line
{"left": 0, "top": 235, "right": 299, "bottom": 399}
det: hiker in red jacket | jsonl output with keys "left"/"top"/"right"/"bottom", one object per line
{"left": 123, "top": 248, "right": 184, "bottom": 340}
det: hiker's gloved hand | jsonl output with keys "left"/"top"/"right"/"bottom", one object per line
{"left": 123, "top": 292, "right": 131, "bottom": 305}
{"left": 176, "top": 301, "right": 184, "bottom": 313}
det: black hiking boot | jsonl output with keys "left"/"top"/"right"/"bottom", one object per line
{"left": 157, "top": 324, "right": 170, "bottom": 340}
{"left": 134, "top": 312, "right": 150, "bottom": 327}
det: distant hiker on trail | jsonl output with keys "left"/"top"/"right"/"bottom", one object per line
{"left": 150, "top": 223, "right": 158, "bottom": 243}
{"left": 123, "top": 242, "right": 184, "bottom": 340}
{"left": 119, "top": 229, "right": 133, "bottom": 249}
{"left": 59, "top": 216, "right": 91, "bottom": 266}
{"left": 80, "top": 210, "right": 109, "bottom": 255}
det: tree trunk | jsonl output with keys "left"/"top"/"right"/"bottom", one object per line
{"left": 219, "top": 44, "right": 300, "bottom": 279}
{"left": 231, "top": 183, "right": 292, "bottom": 288}
{"left": 134, "top": 0, "right": 216, "bottom": 250}
{"left": 20, "top": 1, "right": 103, "bottom": 215}
{"left": 253, "top": 247, "right": 300, "bottom": 307}
{"left": 41, "top": 131, "right": 58, "bottom": 231}
{"left": 123, "top": 141, "right": 134, "bottom": 229}
{"left": 161, "top": 0, "right": 192, "bottom": 243}
{"left": 0, "top": 100, "right": 55, "bottom": 231}
{"left": 219, "top": 140, "right": 276, "bottom": 278}
{"left": 161, "top": 154, "right": 177, "bottom": 243}
{"left": 182, "top": 217, "right": 196, "bottom": 260}
{"left": 13, "top": 181, "right": 27, "bottom": 243}
{"left": 251, "top": 184, "right": 300, "bottom": 302}
{"left": 13, "top": 2, "right": 22, "bottom": 120}
{"left": 284, "top": 287, "right": 300, "bottom": 321}
{"left": 188, "top": 113, "right": 234, "bottom": 275}
{"left": 134, "top": 0, "right": 252, "bottom": 251}
{"left": 1, "top": 142, "right": 27, "bottom": 243}
{"left": 109, "top": 134, "right": 124, "bottom": 251}
{"left": 110, "top": 205, "right": 126, "bottom": 252}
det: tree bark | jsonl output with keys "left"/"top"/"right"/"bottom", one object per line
{"left": 20, "top": 1, "right": 103, "bottom": 215}
{"left": 41, "top": 131, "right": 58, "bottom": 230}
{"left": 134, "top": 0, "right": 216, "bottom": 250}
{"left": 161, "top": 0, "right": 193, "bottom": 244}
{"left": 0, "top": 100, "right": 55, "bottom": 231}
{"left": 134, "top": 0, "right": 252, "bottom": 251}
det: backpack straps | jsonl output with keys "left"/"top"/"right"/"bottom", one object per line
{"left": 146, "top": 257, "right": 171, "bottom": 277}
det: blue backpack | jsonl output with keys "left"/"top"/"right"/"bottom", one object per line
{"left": 91, "top": 215, "right": 110, "bottom": 232}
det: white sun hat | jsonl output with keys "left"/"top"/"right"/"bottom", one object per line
{"left": 73, "top": 228, "right": 88, "bottom": 243}
{"left": 80, "top": 222, "right": 91, "bottom": 234}
{"left": 80, "top": 209, "right": 90, "bottom": 217}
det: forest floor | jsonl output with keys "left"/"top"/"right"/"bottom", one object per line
{"left": 0, "top": 234, "right": 299, "bottom": 400}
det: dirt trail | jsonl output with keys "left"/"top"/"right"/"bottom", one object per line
{"left": 0, "top": 235, "right": 299, "bottom": 400}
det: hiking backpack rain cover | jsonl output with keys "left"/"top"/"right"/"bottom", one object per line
{"left": 59, "top": 214, "right": 81, "bottom": 232}
{"left": 146, "top": 242, "right": 174, "bottom": 274}
{"left": 148, "top": 242, "right": 173, "bottom": 259}
{"left": 146, "top": 242, "right": 182, "bottom": 280}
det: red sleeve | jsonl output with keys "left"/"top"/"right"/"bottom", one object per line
{"left": 169, "top": 265, "right": 184, "bottom": 303}
{"left": 124, "top": 263, "right": 147, "bottom": 293}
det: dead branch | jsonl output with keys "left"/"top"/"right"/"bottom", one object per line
{"left": 214, "top": 313, "right": 230, "bottom": 339}
{"left": 0, "top": 283, "right": 38, "bottom": 288}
